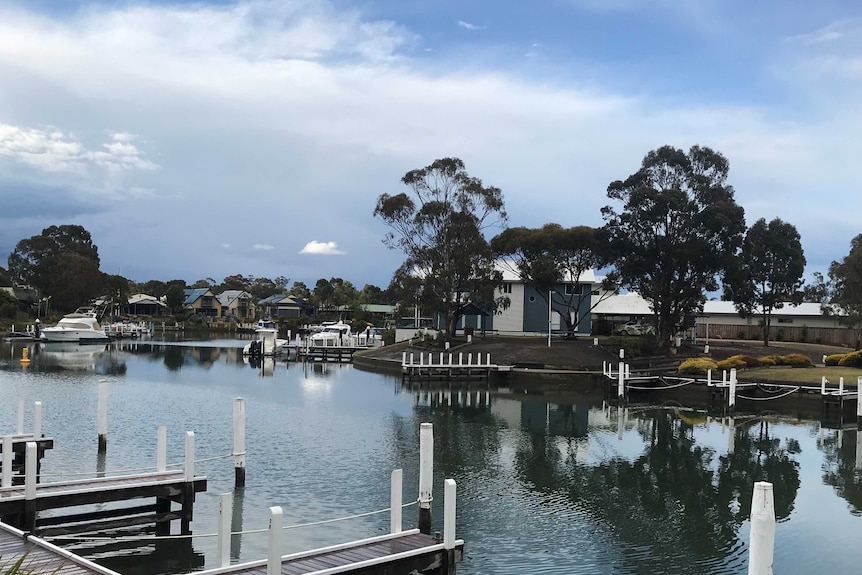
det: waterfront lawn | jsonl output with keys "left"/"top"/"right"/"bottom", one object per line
{"left": 741, "top": 366, "right": 862, "bottom": 384}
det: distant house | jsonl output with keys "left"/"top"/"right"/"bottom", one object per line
{"left": 184, "top": 288, "right": 219, "bottom": 317}
{"left": 258, "top": 295, "right": 315, "bottom": 319}
{"left": 127, "top": 293, "right": 167, "bottom": 316}
{"left": 217, "top": 290, "right": 255, "bottom": 319}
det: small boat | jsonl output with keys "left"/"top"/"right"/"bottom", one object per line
{"left": 40, "top": 309, "right": 110, "bottom": 343}
{"left": 242, "top": 318, "right": 288, "bottom": 357}
{"left": 308, "top": 321, "right": 353, "bottom": 347}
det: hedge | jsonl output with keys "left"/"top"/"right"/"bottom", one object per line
{"left": 678, "top": 357, "right": 718, "bottom": 375}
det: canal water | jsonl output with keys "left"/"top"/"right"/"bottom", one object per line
{"left": 1, "top": 337, "right": 861, "bottom": 574}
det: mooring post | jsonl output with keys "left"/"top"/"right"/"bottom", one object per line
{"left": 729, "top": 369, "right": 737, "bottom": 412}
{"left": 233, "top": 397, "right": 246, "bottom": 488}
{"left": 747, "top": 481, "right": 775, "bottom": 575}
{"left": 181, "top": 431, "right": 195, "bottom": 533}
{"left": 157, "top": 425, "right": 167, "bottom": 472}
{"left": 856, "top": 432, "right": 862, "bottom": 470}
{"left": 2, "top": 435, "right": 12, "bottom": 487}
{"left": 267, "top": 506, "right": 283, "bottom": 575}
{"left": 390, "top": 468, "right": 403, "bottom": 534}
{"left": 17, "top": 398, "right": 24, "bottom": 435}
{"left": 24, "top": 441, "right": 37, "bottom": 532}
{"left": 467, "top": 353, "right": 472, "bottom": 366}
{"left": 822, "top": 376, "right": 828, "bottom": 396}
{"left": 98, "top": 380, "right": 108, "bottom": 452}
{"left": 443, "top": 478, "right": 458, "bottom": 574}
{"left": 619, "top": 348, "right": 624, "bottom": 360}
{"left": 184, "top": 431, "right": 195, "bottom": 482}
{"left": 617, "top": 362, "right": 625, "bottom": 399}
{"left": 419, "top": 422, "right": 434, "bottom": 535}
{"left": 728, "top": 417, "right": 735, "bottom": 455}
{"left": 33, "top": 401, "right": 42, "bottom": 439}
{"left": 707, "top": 369, "right": 713, "bottom": 387}
{"left": 624, "top": 363, "right": 630, "bottom": 379}
{"left": 217, "top": 493, "right": 233, "bottom": 568}
{"left": 839, "top": 377, "right": 845, "bottom": 396}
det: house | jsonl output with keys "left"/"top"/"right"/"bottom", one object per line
{"left": 216, "top": 290, "right": 255, "bottom": 319}
{"left": 183, "top": 288, "right": 219, "bottom": 317}
{"left": 258, "top": 294, "right": 315, "bottom": 319}
{"left": 127, "top": 293, "right": 167, "bottom": 316}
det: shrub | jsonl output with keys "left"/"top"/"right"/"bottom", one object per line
{"left": 716, "top": 356, "right": 747, "bottom": 371}
{"left": 758, "top": 355, "right": 778, "bottom": 366}
{"left": 825, "top": 354, "right": 846, "bottom": 366}
{"left": 838, "top": 350, "right": 862, "bottom": 368}
{"left": 678, "top": 357, "right": 718, "bottom": 375}
{"left": 776, "top": 353, "right": 813, "bottom": 367}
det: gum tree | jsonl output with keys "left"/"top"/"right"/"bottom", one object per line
{"left": 727, "top": 218, "right": 806, "bottom": 346}
{"left": 491, "top": 224, "right": 617, "bottom": 337}
{"left": 827, "top": 234, "right": 862, "bottom": 350}
{"left": 374, "top": 158, "right": 507, "bottom": 337}
{"left": 602, "top": 145, "right": 746, "bottom": 346}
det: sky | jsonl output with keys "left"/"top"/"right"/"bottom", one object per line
{"left": 1, "top": 0, "right": 861, "bottom": 290}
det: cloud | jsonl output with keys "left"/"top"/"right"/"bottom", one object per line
{"left": 300, "top": 241, "right": 346, "bottom": 255}
{"left": 457, "top": 20, "right": 484, "bottom": 31}
{"left": 253, "top": 244, "right": 274, "bottom": 250}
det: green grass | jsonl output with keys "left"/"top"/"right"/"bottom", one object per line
{"left": 740, "top": 366, "right": 862, "bottom": 385}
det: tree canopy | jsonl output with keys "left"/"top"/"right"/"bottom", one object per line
{"left": 727, "top": 218, "right": 805, "bottom": 346}
{"left": 491, "top": 224, "right": 616, "bottom": 336}
{"left": 602, "top": 145, "right": 746, "bottom": 345}
{"left": 827, "top": 233, "right": 862, "bottom": 348}
{"left": 374, "top": 157, "right": 508, "bottom": 336}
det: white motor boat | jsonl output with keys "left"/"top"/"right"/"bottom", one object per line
{"left": 40, "top": 310, "right": 110, "bottom": 343}
{"left": 242, "top": 319, "right": 288, "bottom": 356}
{"left": 308, "top": 321, "right": 353, "bottom": 347}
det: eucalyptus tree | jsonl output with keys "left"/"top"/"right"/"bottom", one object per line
{"left": 726, "top": 218, "right": 805, "bottom": 346}
{"left": 602, "top": 145, "right": 746, "bottom": 346}
{"left": 827, "top": 234, "right": 862, "bottom": 349}
{"left": 8, "top": 225, "right": 103, "bottom": 312}
{"left": 374, "top": 158, "right": 508, "bottom": 336}
{"left": 491, "top": 224, "right": 616, "bottom": 337}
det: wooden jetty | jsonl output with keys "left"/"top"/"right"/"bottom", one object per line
{"left": 0, "top": 440, "right": 207, "bottom": 534}
{"left": 0, "top": 520, "right": 123, "bottom": 575}
{"left": 401, "top": 351, "right": 500, "bottom": 382}
{"left": 2, "top": 434, "right": 54, "bottom": 485}
{"left": 297, "top": 345, "right": 364, "bottom": 362}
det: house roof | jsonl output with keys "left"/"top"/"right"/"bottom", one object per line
{"left": 129, "top": 293, "right": 166, "bottom": 307}
{"left": 183, "top": 288, "right": 211, "bottom": 306}
{"left": 593, "top": 293, "right": 840, "bottom": 318}
{"left": 591, "top": 293, "right": 654, "bottom": 316}
{"left": 494, "top": 261, "right": 600, "bottom": 284}
{"left": 217, "top": 290, "right": 252, "bottom": 307}
{"left": 702, "top": 301, "right": 832, "bottom": 317}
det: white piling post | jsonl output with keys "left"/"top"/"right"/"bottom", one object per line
{"left": 33, "top": 401, "right": 42, "bottom": 440}
{"left": 2, "top": 436, "right": 12, "bottom": 487}
{"left": 217, "top": 493, "right": 233, "bottom": 568}
{"left": 402, "top": 352, "right": 406, "bottom": 366}
{"left": 267, "top": 506, "right": 283, "bottom": 575}
{"left": 440, "top": 352, "right": 443, "bottom": 365}
{"left": 603, "top": 361, "right": 607, "bottom": 377}
{"left": 722, "top": 370, "right": 727, "bottom": 386}
{"left": 443, "top": 478, "right": 457, "bottom": 550}
{"left": 25, "top": 442, "right": 37, "bottom": 500}
{"left": 624, "top": 364, "right": 630, "bottom": 379}
{"left": 98, "top": 380, "right": 108, "bottom": 451}
{"left": 593, "top": 337, "right": 598, "bottom": 346}
{"left": 459, "top": 352, "right": 463, "bottom": 366}
{"left": 184, "top": 431, "right": 195, "bottom": 482}
{"left": 707, "top": 369, "right": 712, "bottom": 387}
{"left": 233, "top": 397, "right": 246, "bottom": 487}
{"left": 839, "top": 377, "right": 844, "bottom": 395}
{"left": 747, "top": 481, "right": 775, "bottom": 575}
{"left": 619, "top": 348, "right": 624, "bottom": 359}
{"left": 822, "top": 376, "right": 828, "bottom": 396}
{"left": 617, "top": 362, "right": 625, "bottom": 399}
{"left": 705, "top": 344, "right": 710, "bottom": 354}
{"left": 17, "top": 398, "right": 24, "bottom": 435}
{"left": 729, "top": 369, "right": 737, "bottom": 410}
{"left": 157, "top": 425, "right": 167, "bottom": 472}
{"left": 486, "top": 353, "right": 491, "bottom": 366}
{"left": 390, "top": 469, "right": 403, "bottom": 534}
{"left": 419, "top": 423, "right": 433, "bottom": 534}
{"left": 857, "top": 379, "right": 862, "bottom": 421}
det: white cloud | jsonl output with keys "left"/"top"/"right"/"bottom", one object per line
{"left": 457, "top": 20, "right": 484, "bottom": 31}
{"left": 300, "top": 241, "right": 346, "bottom": 255}
{"left": 253, "top": 244, "right": 274, "bottom": 250}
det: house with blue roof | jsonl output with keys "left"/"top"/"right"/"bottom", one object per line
{"left": 183, "top": 288, "right": 218, "bottom": 317}
{"left": 217, "top": 290, "right": 255, "bottom": 319}
{"left": 258, "top": 294, "right": 315, "bottom": 318}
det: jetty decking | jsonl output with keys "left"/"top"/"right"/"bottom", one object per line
{"left": 0, "top": 520, "right": 122, "bottom": 575}
{"left": 193, "top": 530, "right": 463, "bottom": 575}
{"left": 0, "top": 468, "right": 207, "bottom": 534}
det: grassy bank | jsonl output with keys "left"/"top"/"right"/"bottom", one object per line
{"left": 741, "top": 366, "right": 862, "bottom": 385}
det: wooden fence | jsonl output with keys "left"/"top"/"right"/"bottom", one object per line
{"left": 697, "top": 324, "right": 860, "bottom": 347}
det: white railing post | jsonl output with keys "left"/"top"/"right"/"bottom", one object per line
{"left": 443, "top": 478, "right": 457, "bottom": 550}
{"left": 707, "top": 369, "right": 712, "bottom": 386}
{"left": 184, "top": 431, "right": 195, "bottom": 482}
{"left": 617, "top": 362, "right": 624, "bottom": 399}
{"left": 486, "top": 353, "right": 491, "bottom": 366}
{"left": 822, "top": 376, "right": 828, "bottom": 396}
{"left": 218, "top": 493, "right": 233, "bottom": 567}
{"left": 233, "top": 397, "right": 246, "bottom": 487}
{"left": 729, "top": 369, "right": 737, "bottom": 410}
{"left": 419, "top": 423, "right": 433, "bottom": 535}
{"left": 267, "top": 506, "right": 283, "bottom": 575}
{"left": 33, "top": 401, "right": 42, "bottom": 440}
{"left": 157, "top": 425, "right": 167, "bottom": 472}
{"left": 748, "top": 481, "right": 775, "bottom": 575}
{"left": 390, "top": 469, "right": 403, "bottom": 534}
{"left": 98, "top": 379, "right": 108, "bottom": 452}
{"left": 25, "top": 441, "right": 37, "bottom": 500}
{"left": 839, "top": 377, "right": 845, "bottom": 396}
{"left": 2, "top": 435, "right": 12, "bottom": 487}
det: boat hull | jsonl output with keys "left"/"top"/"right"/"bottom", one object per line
{"left": 40, "top": 329, "right": 110, "bottom": 343}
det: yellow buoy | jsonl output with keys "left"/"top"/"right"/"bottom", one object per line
{"left": 21, "top": 347, "right": 30, "bottom": 364}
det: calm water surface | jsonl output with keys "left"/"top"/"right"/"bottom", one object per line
{"left": 1, "top": 337, "right": 861, "bottom": 574}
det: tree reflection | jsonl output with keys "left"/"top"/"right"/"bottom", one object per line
{"left": 820, "top": 429, "right": 862, "bottom": 516}
{"left": 514, "top": 408, "right": 800, "bottom": 571}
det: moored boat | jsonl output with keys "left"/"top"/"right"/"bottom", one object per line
{"left": 40, "top": 309, "right": 110, "bottom": 343}
{"left": 242, "top": 318, "right": 288, "bottom": 356}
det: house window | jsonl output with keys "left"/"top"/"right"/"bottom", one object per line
{"left": 201, "top": 296, "right": 213, "bottom": 308}
{"left": 500, "top": 283, "right": 512, "bottom": 294}
{"left": 565, "top": 284, "right": 590, "bottom": 296}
